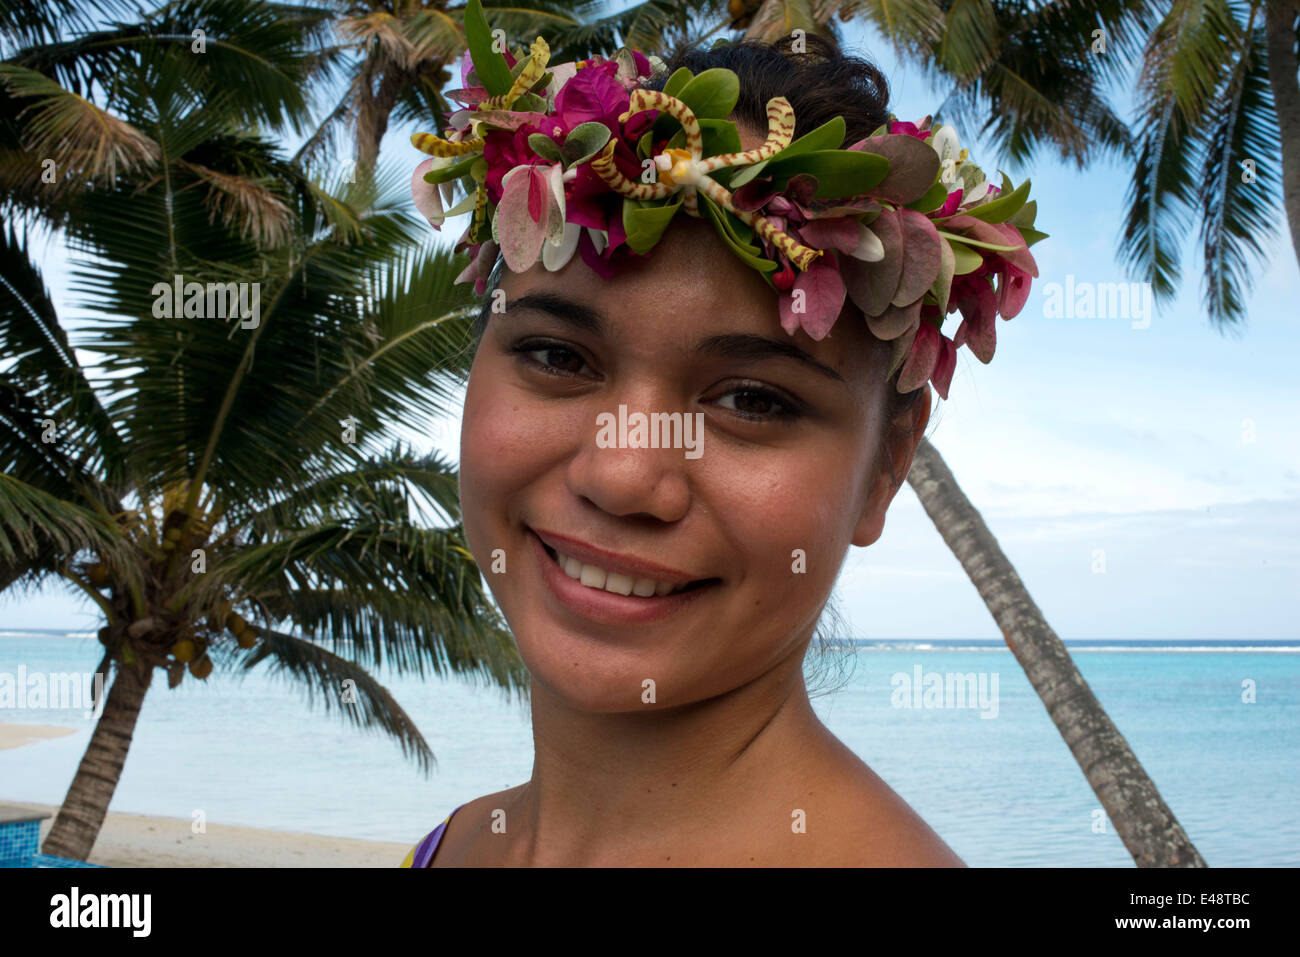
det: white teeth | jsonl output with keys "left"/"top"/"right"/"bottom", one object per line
{"left": 605, "top": 572, "right": 635, "bottom": 596}
{"left": 552, "top": 549, "right": 689, "bottom": 597}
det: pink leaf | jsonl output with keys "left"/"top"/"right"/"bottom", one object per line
{"left": 798, "top": 216, "right": 862, "bottom": 254}
{"left": 996, "top": 262, "right": 1032, "bottom": 319}
{"left": 931, "top": 334, "right": 957, "bottom": 399}
{"left": 779, "top": 261, "right": 846, "bottom": 340}
{"left": 892, "top": 209, "right": 944, "bottom": 306}
{"left": 953, "top": 278, "right": 998, "bottom": 363}
{"left": 844, "top": 208, "right": 902, "bottom": 316}
{"left": 497, "top": 170, "right": 548, "bottom": 271}
{"left": 411, "top": 158, "right": 444, "bottom": 229}
{"left": 866, "top": 299, "right": 922, "bottom": 341}
{"left": 526, "top": 166, "right": 546, "bottom": 223}
{"left": 898, "top": 321, "right": 939, "bottom": 393}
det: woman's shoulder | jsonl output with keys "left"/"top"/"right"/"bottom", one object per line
{"left": 790, "top": 730, "right": 965, "bottom": 866}
{"left": 399, "top": 787, "right": 524, "bottom": 867}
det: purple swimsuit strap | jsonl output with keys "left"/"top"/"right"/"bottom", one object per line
{"left": 411, "top": 803, "right": 465, "bottom": 868}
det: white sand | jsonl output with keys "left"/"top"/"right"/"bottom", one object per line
{"left": 0, "top": 724, "right": 77, "bottom": 750}
{"left": 8, "top": 801, "right": 411, "bottom": 868}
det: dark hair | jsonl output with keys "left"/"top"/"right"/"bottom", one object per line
{"left": 471, "top": 34, "right": 927, "bottom": 484}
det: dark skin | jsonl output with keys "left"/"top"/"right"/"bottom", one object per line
{"left": 443, "top": 136, "right": 959, "bottom": 865}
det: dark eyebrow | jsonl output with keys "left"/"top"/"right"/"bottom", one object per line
{"left": 696, "top": 334, "right": 845, "bottom": 383}
{"left": 504, "top": 292, "right": 604, "bottom": 335}
{"left": 504, "top": 292, "right": 844, "bottom": 383}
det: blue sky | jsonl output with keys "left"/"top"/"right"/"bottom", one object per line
{"left": 4, "top": 10, "right": 1297, "bottom": 639}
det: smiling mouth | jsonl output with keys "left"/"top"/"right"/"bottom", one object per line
{"left": 539, "top": 542, "right": 717, "bottom": 598}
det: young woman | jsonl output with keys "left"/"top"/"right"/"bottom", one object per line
{"left": 401, "top": 32, "right": 1039, "bottom": 867}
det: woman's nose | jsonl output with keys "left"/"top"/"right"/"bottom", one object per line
{"left": 563, "top": 400, "right": 697, "bottom": 522}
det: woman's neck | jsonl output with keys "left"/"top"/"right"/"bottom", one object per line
{"left": 508, "top": 656, "right": 840, "bottom": 866}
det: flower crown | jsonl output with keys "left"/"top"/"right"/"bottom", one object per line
{"left": 410, "top": 2, "right": 1047, "bottom": 399}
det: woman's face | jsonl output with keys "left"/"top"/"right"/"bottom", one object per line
{"left": 459, "top": 214, "right": 929, "bottom": 711}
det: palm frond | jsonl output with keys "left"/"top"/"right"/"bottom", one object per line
{"left": 0, "top": 225, "right": 128, "bottom": 491}
{"left": 235, "top": 625, "right": 438, "bottom": 773}
{"left": 1198, "top": 9, "right": 1277, "bottom": 326}
{"left": 238, "top": 443, "right": 461, "bottom": 532}
{"left": 0, "top": 62, "right": 159, "bottom": 187}
{"left": 0, "top": 472, "right": 138, "bottom": 590}
{"left": 189, "top": 518, "right": 527, "bottom": 694}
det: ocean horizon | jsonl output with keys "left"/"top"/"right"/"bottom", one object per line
{"left": 2, "top": 629, "right": 1297, "bottom": 866}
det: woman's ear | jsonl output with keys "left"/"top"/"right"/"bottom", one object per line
{"left": 851, "top": 385, "right": 932, "bottom": 547}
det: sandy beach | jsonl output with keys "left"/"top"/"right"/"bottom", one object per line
{"left": 1, "top": 722, "right": 412, "bottom": 866}
{"left": 0, "top": 724, "right": 77, "bottom": 750}
{"left": 5, "top": 800, "right": 411, "bottom": 868}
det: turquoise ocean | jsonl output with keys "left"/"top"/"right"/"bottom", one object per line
{"left": 1, "top": 630, "right": 1296, "bottom": 866}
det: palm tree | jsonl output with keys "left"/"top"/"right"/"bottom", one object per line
{"left": 300, "top": 1, "right": 709, "bottom": 177}
{"left": 1, "top": 0, "right": 524, "bottom": 862}
{"left": 733, "top": 0, "right": 1208, "bottom": 866}
{"left": 812, "top": 0, "right": 1298, "bottom": 325}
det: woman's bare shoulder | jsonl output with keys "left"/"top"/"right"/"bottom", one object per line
{"left": 795, "top": 737, "right": 966, "bottom": 867}
{"left": 431, "top": 785, "right": 527, "bottom": 865}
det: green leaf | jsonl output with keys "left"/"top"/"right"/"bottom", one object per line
{"left": 511, "top": 92, "right": 546, "bottom": 113}
{"left": 729, "top": 116, "right": 847, "bottom": 190}
{"left": 464, "top": 0, "right": 512, "bottom": 97}
{"left": 962, "top": 175, "right": 1031, "bottom": 224}
{"left": 423, "top": 155, "right": 478, "bottom": 186}
{"left": 676, "top": 69, "right": 739, "bottom": 119}
{"left": 668, "top": 118, "right": 742, "bottom": 157}
{"left": 905, "top": 180, "right": 949, "bottom": 212}
{"left": 623, "top": 197, "right": 684, "bottom": 253}
{"left": 929, "top": 237, "right": 956, "bottom": 314}
{"left": 527, "top": 133, "right": 564, "bottom": 164}
{"left": 662, "top": 67, "right": 693, "bottom": 99}
{"left": 949, "top": 240, "right": 984, "bottom": 275}
{"left": 562, "top": 122, "right": 611, "bottom": 167}
{"left": 774, "top": 115, "right": 846, "bottom": 159}
{"left": 1018, "top": 226, "right": 1049, "bottom": 247}
{"left": 1007, "top": 200, "right": 1037, "bottom": 228}
{"left": 444, "top": 191, "right": 477, "bottom": 217}
{"left": 938, "top": 230, "right": 1023, "bottom": 252}
{"left": 727, "top": 159, "right": 769, "bottom": 190}
{"left": 699, "top": 196, "right": 777, "bottom": 274}
{"left": 767, "top": 150, "right": 889, "bottom": 197}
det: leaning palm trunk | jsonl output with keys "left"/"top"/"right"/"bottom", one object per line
{"left": 1265, "top": 0, "right": 1300, "bottom": 267}
{"left": 906, "top": 438, "right": 1205, "bottom": 866}
{"left": 41, "top": 663, "right": 152, "bottom": 861}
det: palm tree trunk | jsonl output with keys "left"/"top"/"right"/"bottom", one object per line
{"left": 41, "top": 661, "right": 152, "bottom": 861}
{"left": 906, "top": 437, "right": 1206, "bottom": 867}
{"left": 1265, "top": 0, "right": 1300, "bottom": 267}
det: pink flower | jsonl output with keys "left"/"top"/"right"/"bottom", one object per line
{"left": 888, "top": 120, "right": 930, "bottom": 142}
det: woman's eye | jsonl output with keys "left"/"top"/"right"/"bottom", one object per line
{"left": 511, "top": 341, "right": 591, "bottom": 377}
{"left": 714, "top": 386, "right": 800, "bottom": 421}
